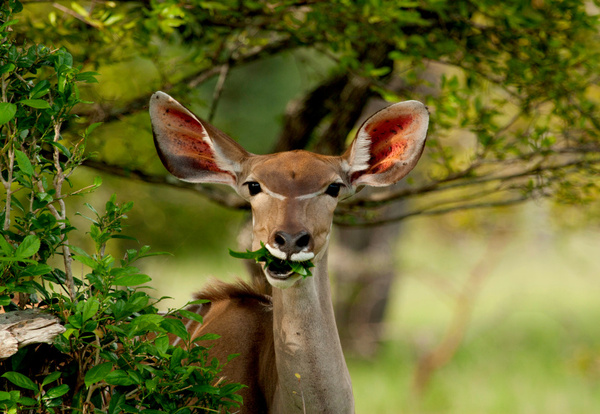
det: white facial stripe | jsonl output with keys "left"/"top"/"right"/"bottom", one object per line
{"left": 248, "top": 181, "right": 286, "bottom": 200}
{"left": 263, "top": 187, "right": 286, "bottom": 200}
{"left": 294, "top": 181, "right": 345, "bottom": 200}
{"left": 295, "top": 191, "right": 322, "bottom": 200}
{"left": 252, "top": 180, "right": 345, "bottom": 200}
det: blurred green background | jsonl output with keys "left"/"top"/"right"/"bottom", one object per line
{"left": 13, "top": 1, "right": 600, "bottom": 412}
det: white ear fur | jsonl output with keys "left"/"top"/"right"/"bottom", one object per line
{"left": 343, "top": 100, "right": 429, "bottom": 187}
{"left": 150, "top": 91, "right": 249, "bottom": 186}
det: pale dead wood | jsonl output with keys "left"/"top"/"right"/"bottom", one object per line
{"left": 0, "top": 309, "right": 65, "bottom": 359}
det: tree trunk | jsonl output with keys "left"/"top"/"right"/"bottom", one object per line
{"left": 331, "top": 220, "right": 402, "bottom": 357}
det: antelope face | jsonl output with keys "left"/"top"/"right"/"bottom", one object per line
{"left": 239, "top": 151, "right": 352, "bottom": 289}
{"left": 150, "top": 91, "right": 429, "bottom": 291}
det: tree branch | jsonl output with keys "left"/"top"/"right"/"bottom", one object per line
{"left": 81, "top": 36, "right": 298, "bottom": 125}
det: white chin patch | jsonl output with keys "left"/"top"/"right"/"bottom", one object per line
{"left": 265, "top": 271, "right": 302, "bottom": 290}
{"left": 291, "top": 251, "right": 314, "bottom": 261}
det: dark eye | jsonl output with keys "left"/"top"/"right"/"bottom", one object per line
{"left": 246, "top": 182, "right": 262, "bottom": 196}
{"left": 325, "top": 183, "right": 342, "bottom": 197}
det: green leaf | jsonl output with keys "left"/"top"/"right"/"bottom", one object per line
{"left": 16, "top": 396, "right": 36, "bottom": 406}
{"left": 105, "top": 370, "right": 136, "bottom": 386}
{"left": 170, "top": 347, "right": 185, "bottom": 369}
{"left": 154, "top": 335, "right": 169, "bottom": 357}
{"left": 19, "top": 99, "right": 51, "bottom": 109}
{"left": 113, "top": 274, "right": 151, "bottom": 286}
{"left": 68, "top": 245, "right": 91, "bottom": 257}
{"left": 84, "top": 362, "right": 113, "bottom": 387}
{"left": 0, "top": 102, "right": 17, "bottom": 125}
{"left": 160, "top": 318, "right": 190, "bottom": 342}
{"left": 85, "top": 122, "right": 102, "bottom": 136}
{"left": 20, "top": 264, "right": 52, "bottom": 277}
{"left": 48, "top": 140, "right": 71, "bottom": 158}
{"left": 44, "top": 384, "right": 69, "bottom": 399}
{"left": 62, "top": 328, "right": 77, "bottom": 339}
{"left": 228, "top": 243, "right": 270, "bottom": 260}
{"left": 0, "top": 63, "right": 15, "bottom": 75}
{"left": 107, "top": 391, "right": 126, "bottom": 414}
{"left": 72, "top": 254, "right": 98, "bottom": 270}
{"left": 177, "top": 308, "right": 204, "bottom": 324}
{"left": 76, "top": 71, "right": 100, "bottom": 83}
{"left": 129, "top": 314, "right": 164, "bottom": 333}
{"left": 0, "top": 236, "right": 13, "bottom": 255}
{"left": 0, "top": 295, "right": 11, "bottom": 306}
{"left": 80, "top": 298, "right": 99, "bottom": 322}
{"left": 14, "top": 150, "right": 34, "bottom": 177}
{"left": 2, "top": 372, "right": 38, "bottom": 392}
{"left": 229, "top": 242, "right": 314, "bottom": 278}
{"left": 194, "top": 333, "right": 220, "bottom": 341}
{"left": 187, "top": 299, "right": 209, "bottom": 306}
{"left": 42, "top": 372, "right": 61, "bottom": 387}
{"left": 15, "top": 235, "right": 40, "bottom": 258}
{"left": 29, "top": 80, "right": 50, "bottom": 99}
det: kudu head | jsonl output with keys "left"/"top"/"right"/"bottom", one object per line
{"left": 150, "top": 92, "right": 429, "bottom": 289}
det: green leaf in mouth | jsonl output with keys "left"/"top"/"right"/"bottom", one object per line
{"left": 229, "top": 242, "right": 314, "bottom": 278}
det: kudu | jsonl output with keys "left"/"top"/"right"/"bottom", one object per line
{"left": 149, "top": 91, "right": 429, "bottom": 413}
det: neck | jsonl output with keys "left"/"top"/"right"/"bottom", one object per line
{"left": 271, "top": 253, "right": 354, "bottom": 414}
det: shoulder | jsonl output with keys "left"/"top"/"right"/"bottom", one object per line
{"left": 193, "top": 279, "right": 272, "bottom": 309}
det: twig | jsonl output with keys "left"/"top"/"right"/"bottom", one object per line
{"left": 2, "top": 145, "right": 14, "bottom": 232}
{"left": 411, "top": 229, "right": 510, "bottom": 394}
{"left": 50, "top": 122, "right": 76, "bottom": 301}
{"left": 294, "top": 373, "right": 306, "bottom": 414}
{"left": 208, "top": 63, "right": 230, "bottom": 123}
{"left": 52, "top": 2, "right": 102, "bottom": 28}
{"left": 335, "top": 196, "right": 530, "bottom": 227}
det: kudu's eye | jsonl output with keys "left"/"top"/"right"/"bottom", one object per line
{"left": 246, "top": 182, "right": 262, "bottom": 196}
{"left": 325, "top": 183, "right": 342, "bottom": 198}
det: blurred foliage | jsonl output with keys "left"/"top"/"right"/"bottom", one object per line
{"left": 11, "top": 0, "right": 600, "bottom": 226}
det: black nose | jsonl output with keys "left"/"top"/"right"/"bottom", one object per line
{"left": 272, "top": 231, "right": 312, "bottom": 256}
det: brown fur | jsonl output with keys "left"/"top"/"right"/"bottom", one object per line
{"left": 184, "top": 279, "right": 277, "bottom": 413}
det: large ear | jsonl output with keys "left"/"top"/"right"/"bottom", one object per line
{"left": 342, "top": 100, "right": 429, "bottom": 187}
{"left": 149, "top": 91, "right": 250, "bottom": 186}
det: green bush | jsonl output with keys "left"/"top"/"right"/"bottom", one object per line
{"left": 0, "top": 1, "right": 243, "bottom": 412}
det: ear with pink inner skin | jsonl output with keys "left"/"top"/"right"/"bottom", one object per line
{"left": 149, "top": 91, "right": 250, "bottom": 186}
{"left": 342, "top": 100, "right": 429, "bottom": 188}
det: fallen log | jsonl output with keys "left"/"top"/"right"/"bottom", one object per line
{"left": 0, "top": 309, "right": 65, "bottom": 359}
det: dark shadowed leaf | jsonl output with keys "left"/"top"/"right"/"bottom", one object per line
{"left": 2, "top": 372, "right": 38, "bottom": 392}
{"left": 85, "top": 362, "right": 113, "bottom": 387}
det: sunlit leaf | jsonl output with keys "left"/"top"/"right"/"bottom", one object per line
{"left": 0, "top": 102, "right": 16, "bottom": 125}
{"left": 113, "top": 274, "right": 151, "bottom": 286}
{"left": 19, "top": 99, "right": 51, "bottom": 109}
{"left": 15, "top": 235, "right": 40, "bottom": 258}
{"left": 14, "top": 150, "right": 34, "bottom": 177}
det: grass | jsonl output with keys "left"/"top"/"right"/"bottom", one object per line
{"left": 143, "top": 204, "right": 600, "bottom": 414}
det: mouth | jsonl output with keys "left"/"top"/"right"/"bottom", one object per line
{"left": 265, "top": 259, "right": 295, "bottom": 279}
